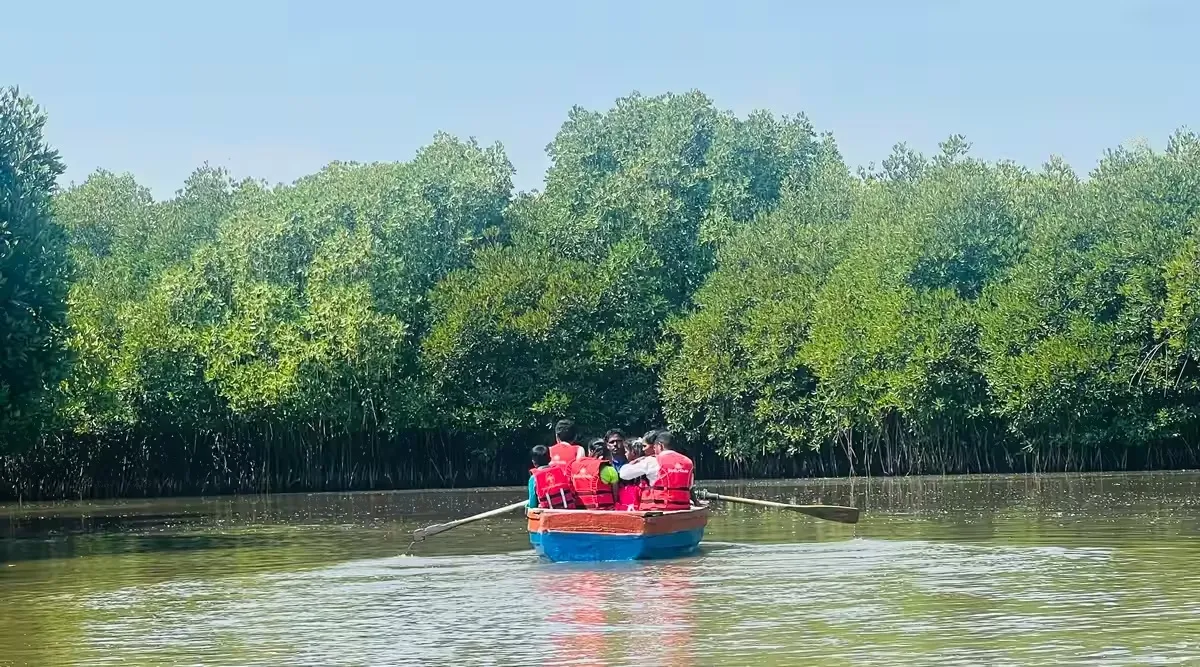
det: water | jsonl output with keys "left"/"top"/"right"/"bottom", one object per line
{"left": 2, "top": 472, "right": 1199, "bottom": 666}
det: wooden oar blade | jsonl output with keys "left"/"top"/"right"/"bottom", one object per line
{"left": 793, "top": 504, "right": 860, "bottom": 524}
{"left": 412, "top": 523, "right": 451, "bottom": 541}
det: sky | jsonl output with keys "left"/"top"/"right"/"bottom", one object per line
{"left": 3, "top": 0, "right": 1197, "bottom": 199}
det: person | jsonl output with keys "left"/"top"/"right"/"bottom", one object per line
{"left": 548, "top": 419, "right": 585, "bottom": 466}
{"left": 625, "top": 439, "right": 645, "bottom": 461}
{"left": 528, "top": 444, "right": 579, "bottom": 509}
{"left": 618, "top": 429, "right": 695, "bottom": 512}
{"left": 644, "top": 430, "right": 695, "bottom": 511}
{"left": 642, "top": 429, "right": 661, "bottom": 455}
{"left": 569, "top": 439, "right": 620, "bottom": 510}
{"left": 527, "top": 445, "right": 548, "bottom": 508}
{"left": 616, "top": 438, "right": 647, "bottom": 511}
{"left": 605, "top": 429, "right": 627, "bottom": 470}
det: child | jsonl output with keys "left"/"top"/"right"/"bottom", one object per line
{"left": 528, "top": 444, "right": 578, "bottom": 509}
{"left": 616, "top": 439, "right": 647, "bottom": 511}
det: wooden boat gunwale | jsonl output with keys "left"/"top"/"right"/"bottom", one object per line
{"left": 527, "top": 505, "right": 709, "bottom": 535}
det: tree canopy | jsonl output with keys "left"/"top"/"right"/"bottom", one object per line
{"left": 3, "top": 87, "right": 1200, "bottom": 498}
{"left": 0, "top": 87, "right": 69, "bottom": 452}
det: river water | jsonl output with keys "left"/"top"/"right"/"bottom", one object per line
{"left": 2, "top": 472, "right": 1199, "bottom": 666}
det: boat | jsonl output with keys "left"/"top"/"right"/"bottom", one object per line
{"left": 526, "top": 505, "right": 709, "bottom": 562}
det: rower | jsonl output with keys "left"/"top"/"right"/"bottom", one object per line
{"left": 619, "top": 430, "right": 695, "bottom": 512}
{"left": 548, "top": 419, "right": 585, "bottom": 466}
{"left": 529, "top": 444, "right": 579, "bottom": 509}
{"left": 569, "top": 439, "right": 619, "bottom": 510}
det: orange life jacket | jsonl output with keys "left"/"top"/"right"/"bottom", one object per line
{"left": 549, "top": 442, "right": 582, "bottom": 466}
{"left": 640, "top": 450, "right": 694, "bottom": 511}
{"left": 569, "top": 457, "right": 616, "bottom": 510}
{"left": 531, "top": 464, "right": 579, "bottom": 509}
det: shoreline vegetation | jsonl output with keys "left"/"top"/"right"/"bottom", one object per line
{"left": 4, "top": 86, "right": 1200, "bottom": 501}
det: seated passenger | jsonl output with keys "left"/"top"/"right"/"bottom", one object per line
{"left": 528, "top": 444, "right": 579, "bottom": 509}
{"left": 642, "top": 429, "right": 661, "bottom": 456}
{"left": 604, "top": 429, "right": 627, "bottom": 470}
{"left": 618, "top": 429, "right": 695, "bottom": 511}
{"left": 616, "top": 439, "right": 648, "bottom": 511}
{"left": 625, "top": 438, "right": 646, "bottom": 463}
{"left": 569, "top": 439, "right": 619, "bottom": 510}
{"left": 548, "top": 419, "right": 585, "bottom": 465}
{"left": 640, "top": 430, "right": 695, "bottom": 511}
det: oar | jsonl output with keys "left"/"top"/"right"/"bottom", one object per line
{"left": 411, "top": 500, "right": 528, "bottom": 542}
{"left": 697, "top": 490, "right": 860, "bottom": 524}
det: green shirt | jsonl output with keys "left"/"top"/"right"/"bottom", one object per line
{"left": 599, "top": 464, "right": 619, "bottom": 485}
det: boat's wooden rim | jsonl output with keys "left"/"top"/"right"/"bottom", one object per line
{"left": 527, "top": 505, "right": 709, "bottom": 536}
{"left": 528, "top": 505, "right": 708, "bottom": 516}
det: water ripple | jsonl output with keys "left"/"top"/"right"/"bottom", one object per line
{"left": 2, "top": 472, "right": 1199, "bottom": 665}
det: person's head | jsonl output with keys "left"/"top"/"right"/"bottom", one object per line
{"left": 656, "top": 430, "right": 674, "bottom": 451}
{"left": 643, "top": 430, "right": 660, "bottom": 455}
{"left": 530, "top": 444, "right": 550, "bottom": 468}
{"left": 554, "top": 419, "right": 576, "bottom": 443}
{"left": 588, "top": 438, "right": 610, "bottom": 460}
{"left": 604, "top": 429, "right": 625, "bottom": 455}
{"left": 626, "top": 438, "right": 645, "bottom": 460}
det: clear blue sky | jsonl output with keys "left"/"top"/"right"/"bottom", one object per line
{"left": 3, "top": 0, "right": 1197, "bottom": 199}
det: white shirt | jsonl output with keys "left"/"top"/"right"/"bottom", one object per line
{"left": 618, "top": 455, "right": 660, "bottom": 485}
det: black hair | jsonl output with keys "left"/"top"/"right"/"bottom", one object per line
{"left": 554, "top": 419, "right": 576, "bottom": 442}
{"left": 656, "top": 430, "right": 674, "bottom": 449}
{"left": 604, "top": 429, "right": 624, "bottom": 442}
{"left": 588, "top": 438, "right": 609, "bottom": 457}
{"left": 626, "top": 439, "right": 645, "bottom": 459}
{"left": 643, "top": 429, "right": 660, "bottom": 445}
{"left": 530, "top": 444, "right": 550, "bottom": 467}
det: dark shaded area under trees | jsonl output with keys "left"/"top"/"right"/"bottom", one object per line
{"left": 3, "top": 86, "right": 1200, "bottom": 500}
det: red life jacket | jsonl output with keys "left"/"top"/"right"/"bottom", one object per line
{"left": 549, "top": 442, "right": 582, "bottom": 466}
{"left": 617, "top": 480, "right": 643, "bottom": 511}
{"left": 569, "top": 457, "right": 615, "bottom": 510}
{"left": 640, "top": 450, "right": 694, "bottom": 511}
{"left": 617, "top": 456, "right": 648, "bottom": 511}
{"left": 531, "top": 463, "right": 579, "bottom": 509}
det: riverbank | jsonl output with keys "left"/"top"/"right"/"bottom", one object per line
{"left": 6, "top": 432, "right": 1200, "bottom": 501}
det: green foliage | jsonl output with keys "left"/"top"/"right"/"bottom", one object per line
{"left": 0, "top": 87, "right": 69, "bottom": 450}
{"left": 423, "top": 92, "right": 829, "bottom": 445}
{"left": 5, "top": 88, "right": 1200, "bottom": 497}
{"left": 660, "top": 135, "right": 855, "bottom": 459}
{"left": 56, "top": 135, "right": 513, "bottom": 439}
{"left": 664, "top": 131, "right": 1200, "bottom": 474}
{"left": 520, "top": 91, "right": 822, "bottom": 306}
{"left": 979, "top": 131, "right": 1200, "bottom": 455}
{"left": 423, "top": 237, "right": 668, "bottom": 441}
{"left": 54, "top": 167, "right": 244, "bottom": 434}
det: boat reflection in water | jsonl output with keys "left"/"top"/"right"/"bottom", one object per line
{"left": 542, "top": 561, "right": 699, "bottom": 667}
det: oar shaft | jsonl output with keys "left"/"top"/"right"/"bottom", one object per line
{"left": 413, "top": 500, "right": 528, "bottom": 541}
{"left": 705, "top": 493, "right": 790, "bottom": 510}
{"left": 699, "top": 491, "right": 860, "bottom": 524}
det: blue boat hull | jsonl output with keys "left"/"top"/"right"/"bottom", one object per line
{"left": 526, "top": 506, "right": 709, "bottom": 562}
{"left": 529, "top": 527, "right": 704, "bottom": 562}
